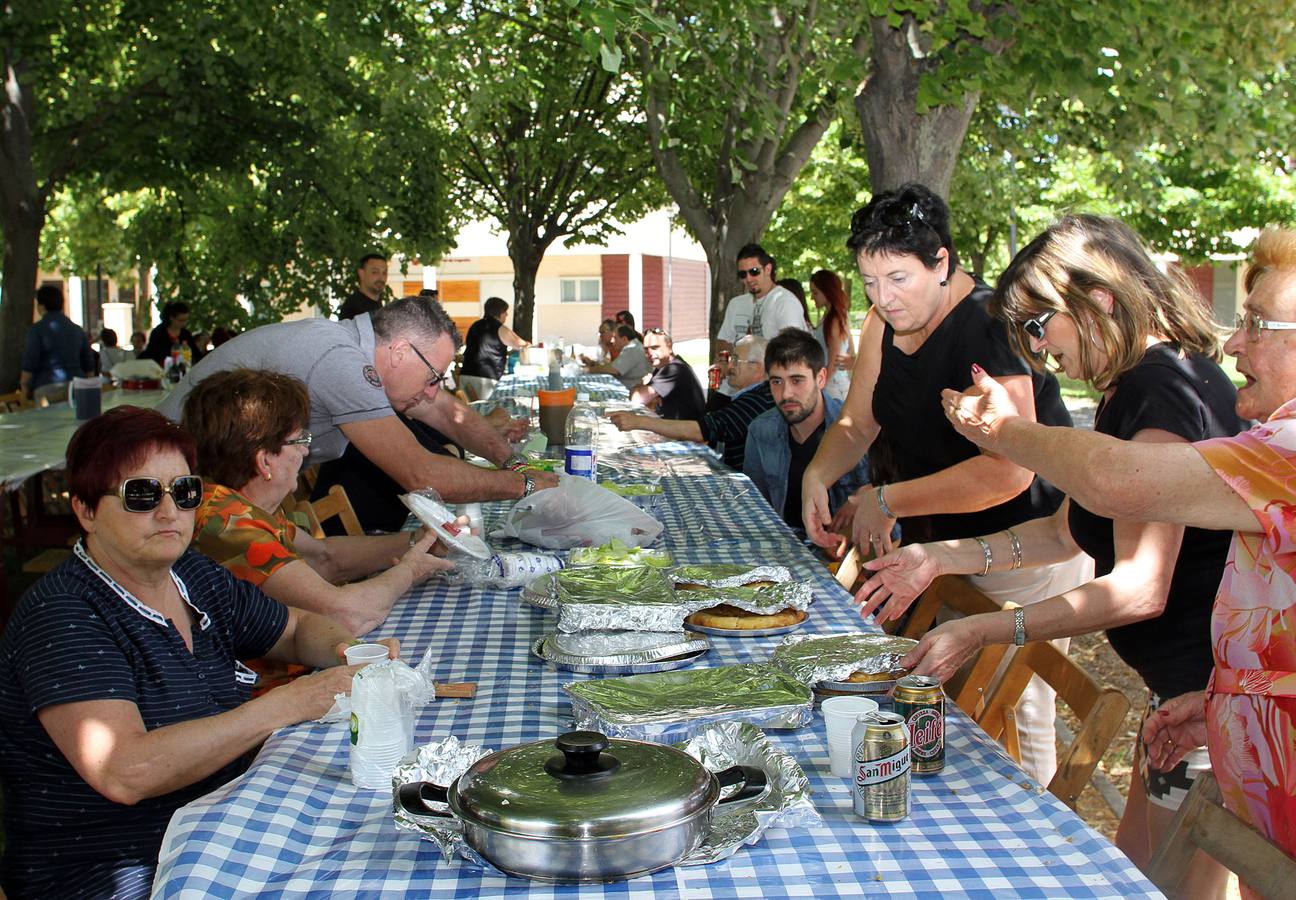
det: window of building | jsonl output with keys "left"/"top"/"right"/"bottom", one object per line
{"left": 560, "top": 278, "right": 601, "bottom": 303}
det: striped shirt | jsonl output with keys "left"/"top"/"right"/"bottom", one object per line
{"left": 697, "top": 381, "right": 777, "bottom": 470}
{"left": 0, "top": 548, "right": 288, "bottom": 899}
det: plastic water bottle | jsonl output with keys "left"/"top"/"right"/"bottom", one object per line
{"left": 565, "top": 392, "right": 599, "bottom": 481}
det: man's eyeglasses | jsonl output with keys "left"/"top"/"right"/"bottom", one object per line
{"left": 117, "top": 475, "right": 204, "bottom": 513}
{"left": 283, "top": 431, "right": 312, "bottom": 448}
{"left": 1234, "top": 311, "right": 1296, "bottom": 341}
{"left": 407, "top": 342, "right": 446, "bottom": 389}
{"left": 1022, "top": 310, "right": 1057, "bottom": 342}
{"left": 737, "top": 266, "right": 764, "bottom": 279}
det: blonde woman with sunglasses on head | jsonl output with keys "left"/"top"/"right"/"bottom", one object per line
{"left": 0, "top": 407, "right": 388, "bottom": 899}
{"left": 861, "top": 215, "right": 1243, "bottom": 897}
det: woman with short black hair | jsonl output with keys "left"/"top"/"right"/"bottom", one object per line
{"left": 459, "top": 296, "right": 529, "bottom": 401}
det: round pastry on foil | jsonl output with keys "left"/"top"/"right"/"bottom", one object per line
{"left": 685, "top": 604, "right": 808, "bottom": 630}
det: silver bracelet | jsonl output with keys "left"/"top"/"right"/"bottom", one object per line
{"left": 408, "top": 530, "right": 419, "bottom": 548}
{"left": 1004, "top": 528, "right": 1023, "bottom": 570}
{"left": 972, "top": 536, "right": 993, "bottom": 577}
{"left": 875, "top": 484, "right": 895, "bottom": 519}
{"left": 1013, "top": 606, "right": 1027, "bottom": 646}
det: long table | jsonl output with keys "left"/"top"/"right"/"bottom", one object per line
{"left": 152, "top": 394, "right": 1159, "bottom": 898}
{"left": 0, "top": 388, "right": 170, "bottom": 490}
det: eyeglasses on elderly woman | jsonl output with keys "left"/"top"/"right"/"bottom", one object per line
{"left": 1234, "top": 311, "right": 1296, "bottom": 341}
{"left": 117, "top": 475, "right": 204, "bottom": 512}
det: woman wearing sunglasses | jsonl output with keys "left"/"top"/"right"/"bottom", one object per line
{"left": 0, "top": 407, "right": 384, "bottom": 900}
{"left": 801, "top": 182, "right": 1090, "bottom": 786}
{"left": 859, "top": 215, "right": 1242, "bottom": 896}
{"left": 182, "top": 369, "right": 454, "bottom": 642}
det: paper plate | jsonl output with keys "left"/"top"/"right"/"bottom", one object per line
{"left": 401, "top": 493, "right": 492, "bottom": 560}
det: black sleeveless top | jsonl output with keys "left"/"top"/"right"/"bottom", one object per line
{"left": 461, "top": 317, "right": 508, "bottom": 379}
{"left": 870, "top": 281, "right": 1071, "bottom": 543}
{"left": 1068, "top": 344, "right": 1246, "bottom": 699}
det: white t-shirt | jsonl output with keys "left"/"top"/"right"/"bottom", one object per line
{"left": 750, "top": 284, "right": 807, "bottom": 338}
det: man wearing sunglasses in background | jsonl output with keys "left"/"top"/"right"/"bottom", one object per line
{"left": 159, "top": 296, "right": 556, "bottom": 503}
{"left": 712, "top": 243, "right": 808, "bottom": 408}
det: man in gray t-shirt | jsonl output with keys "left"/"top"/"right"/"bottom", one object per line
{"left": 586, "top": 325, "right": 651, "bottom": 389}
{"left": 159, "top": 297, "right": 557, "bottom": 502}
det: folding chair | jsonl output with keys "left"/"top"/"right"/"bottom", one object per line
{"left": 0, "top": 390, "right": 32, "bottom": 412}
{"left": 1148, "top": 770, "right": 1296, "bottom": 899}
{"left": 978, "top": 638, "right": 1130, "bottom": 810}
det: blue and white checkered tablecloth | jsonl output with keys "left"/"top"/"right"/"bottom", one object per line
{"left": 152, "top": 441, "right": 1159, "bottom": 898}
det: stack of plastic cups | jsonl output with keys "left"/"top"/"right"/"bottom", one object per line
{"left": 821, "top": 696, "right": 880, "bottom": 778}
{"left": 348, "top": 657, "right": 415, "bottom": 789}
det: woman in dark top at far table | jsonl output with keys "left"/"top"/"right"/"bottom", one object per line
{"left": 0, "top": 407, "right": 386, "bottom": 900}
{"left": 459, "top": 296, "right": 530, "bottom": 401}
{"left": 802, "top": 182, "right": 1091, "bottom": 786}
{"left": 140, "top": 300, "right": 203, "bottom": 367}
{"left": 859, "top": 215, "right": 1242, "bottom": 899}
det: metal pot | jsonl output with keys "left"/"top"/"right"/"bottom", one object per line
{"left": 395, "top": 730, "right": 767, "bottom": 882}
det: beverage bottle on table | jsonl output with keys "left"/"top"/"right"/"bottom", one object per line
{"left": 547, "top": 349, "right": 563, "bottom": 391}
{"left": 564, "top": 393, "right": 598, "bottom": 481}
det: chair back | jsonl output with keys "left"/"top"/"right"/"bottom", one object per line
{"left": 900, "top": 576, "right": 1014, "bottom": 718}
{"left": 304, "top": 484, "right": 363, "bottom": 538}
{"left": 0, "top": 390, "right": 32, "bottom": 412}
{"left": 1148, "top": 770, "right": 1296, "bottom": 899}
{"left": 978, "top": 638, "right": 1130, "bottom": 810}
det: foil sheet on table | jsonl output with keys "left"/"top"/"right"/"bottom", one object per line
{"left": 770, "top": 631, "right": 918, "bottom": 685}
{"left": 677, "top": 722, "right": 822, "bottom": 864}
{"left": 392, "top": 726, "right": 817, "bottom": 876}
{"left": 565, "top": 663, "right": 815, "bottom": 741}
{"left": 542, "top": 629, "right": 708, "bottom": 665}
{"left": 558, "top": 578, "right": 814, "bottom": 634}
{"left": 670, "top": 564, "right": 792, "bottom": 589}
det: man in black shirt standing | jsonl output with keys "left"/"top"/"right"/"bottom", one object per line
{"left": 632, "top": 328, "right": 706, "bottom": 420}
{"left": 336, "top": 252, "right": 389, "bottom": 320}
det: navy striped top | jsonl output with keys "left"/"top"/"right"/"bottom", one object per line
{"left": 0, "top": 547, "right": 288, "bottom": 899}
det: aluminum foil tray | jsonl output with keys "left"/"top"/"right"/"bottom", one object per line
{"left": 565, "top": 663, "right": 815, "bottom": 742}
{"left": 770, "top": 631, "right": 917, "bottom": 686}
{"left": 670, "top": 565, "right": 792, "bottom": 589}
{"left": 532, "top": 639, "right": 708, "bottom": 675}
{"left": 542, "top": 629, "right": 709, "bottom": 664}
{"left": 521, "top": 573, "right": 558, "bottom": 609}
{"left": 558, "top": 578, "right": 814, "bottom": 635}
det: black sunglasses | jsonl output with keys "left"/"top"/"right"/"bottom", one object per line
{"left": 851, "top": 202, "right": 930, "bottom": 237}
{"left": 1022, "top": 310, "right": 1057, "bottom": 342}
{"left": 117, "top": 475, "right": 204, "bottom": 512}
{"left": 408, "top": 342, "right": 446, "bottom": 389}
{"left": 737, "top": 266, "right": 764, "bottom": 278}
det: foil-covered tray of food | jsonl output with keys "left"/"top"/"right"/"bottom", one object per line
{"left": 532, "top": 629, "right": 710, "bottom": 674}
{"left": 521, "top": 573, "right": 559, "bottom": 609}
{"left": 769, "top": 631, "right": 917, "bottom": 691}
{"left": 670, "top": 564, "right": 793, "bottom": 590}
{"left": 564, "top": 663, "right": 815, "bottom": 741}
{"left": 531, "top": 638, "right": 708, "bottom": 675}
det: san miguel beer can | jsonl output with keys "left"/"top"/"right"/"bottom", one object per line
{"left": 852, "top": 710, "right": 910, "bottom": 822}
{"left": 894, "top": 674, "right": 945, "bottom": 775}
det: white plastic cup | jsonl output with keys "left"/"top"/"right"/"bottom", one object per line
{"left": 822, "top": 696, "right": 880, "bottom": 777}
{"left": 344, "top": 643, "right": 390, "bottom": 666}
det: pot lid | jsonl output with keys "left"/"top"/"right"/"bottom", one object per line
{"left": 451, "top": 731, "right": 717, "bottom": 840}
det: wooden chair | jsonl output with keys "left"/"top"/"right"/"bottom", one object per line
{"left": 834, "top": 545, "right": 863, "bottom": 591}
{"left": 978, "top": 637, "right": 1130, "bottom": 810}
{"left": 293, "top": 465, "right": 319, "bottom": 502}
{"left": 0, "top": 390, "right": 32, "bottom": 413}
{"left": 899, "top": 576, "right": 1015, "bottom": 719}
{"left": 1148, "top": 770, "right": 1296, "bottom": 899}
{"left": 301, "top": 484, "right": 363, "bottom": 538}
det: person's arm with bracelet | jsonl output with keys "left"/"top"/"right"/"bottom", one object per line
{"left": 801, "top": 311, "right": 885, "bottom": 547}
{"left": 900, "top": 482, "right": 1185, "bottom": 682}
{"left": 846, "top": 370, "right": 1040, "bottom": 555}
{"left": 608, "top": 411, "right": 703, "bottom": 442}
{"left": 341, "top": 417, "right": 557, "bottom": 502}
{"left": 943, "top": 367, "right": 1257, "bottom": 533}
{"left": 36, "top": 608, "right": 389, "bottom": 806}
{"left": 264, "top": 530, "right": 450, "bottom": 636}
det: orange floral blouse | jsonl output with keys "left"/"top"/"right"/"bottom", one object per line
{"left": 193, "top": 484, "right": 301, "bottom": 586}
{"left": 1195, "top": 398, "right": 1296, "bottom": 860}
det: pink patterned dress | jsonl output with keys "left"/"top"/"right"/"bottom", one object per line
{"left": 1194, "top": 398, "right": 1296, "bottom": 859}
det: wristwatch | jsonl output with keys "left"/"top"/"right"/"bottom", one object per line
{"left": 1013, "top": 607, "right": 1027, "bottom": 646}
{"left": 521, "top": 472, "right": 536, "bottom": 498}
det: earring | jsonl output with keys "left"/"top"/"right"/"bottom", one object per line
{"left": 265, "top": 473, "right": 273, "bottom": 482}
{"left": 939, "top": 279, "right": 949, "bottom": 286}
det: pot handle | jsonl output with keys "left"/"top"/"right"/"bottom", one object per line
{"left": 544, "top": 731, "right": 621, "bottom": 780}
{"left": 714, "top": 765, "right": 768, "bottom": 806}
{"left": 395, "top": 782, "right": 453, "bottom": 819}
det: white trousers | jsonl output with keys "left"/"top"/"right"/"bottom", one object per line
{"left": 958, "top": 553, "right": 1094, "bottom": 786}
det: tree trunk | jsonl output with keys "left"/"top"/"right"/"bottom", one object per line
{"left": 855, "top": 16, "right": 979, "bottom": 198}
{"left": 0, "top": 203, "right": 43, "bottom": 392}
{"left": 506, "top": 231, "right": 546, "bottom": 343}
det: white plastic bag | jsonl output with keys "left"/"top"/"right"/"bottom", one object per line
{"left": 492, "top": 475, "right": 664, "bottom": 549}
